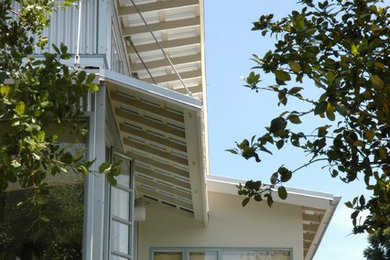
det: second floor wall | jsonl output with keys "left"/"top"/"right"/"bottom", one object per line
{"left": 23, "top": 0, "right": 129, "bottom": 75}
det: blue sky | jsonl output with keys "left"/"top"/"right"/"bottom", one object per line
{"left": 204, "top": 1, "right": 369, "bottom": 259}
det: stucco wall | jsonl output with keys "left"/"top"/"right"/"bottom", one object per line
{"left": 138, "top": 191, "right": 303, "bottom": 259}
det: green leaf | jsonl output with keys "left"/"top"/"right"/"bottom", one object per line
{"left": 0, "top": 72, "right": 7, "bottom": 83}
{"left": 279, "top": 167, "right": 292, "bottom": 182}
{"left": 359, "top": 195, "right": 365, "bottom": 206}
{"left": 86, "top": 73, "right": 96, "bottom": 84}
{"left": 270, "top": 172, "right": 279, "bottom": 184}
{"left": 374, "top": 61, "right": 385, "bottom": 70}
{"left": 345, "top": 201, "right": 353, "bottom": 208}
{"left": 351, "top": 44, "right": 358, "bottom": 55}
{"left": 77, "top": 165, "right": 89, "bottom": 175}
{"left": 254, "top": 194, "right": 262, "bottom": 201}
{"left": 52, "top": 44, "right": 60, "bottom": 54}
{"left": 40, "top": 215, "right": 50, "bottom": 222}
{"left": 370, "top": 75, "right": 384, "bottom": 89}
{"left": 314, "top": 101, "right": 327, "bottom": 115}
{"left": 107, "top": 175, "right": 117, "bottom": 186}
{"left": 226, "top": 149, "right": 238, "bottom": 154}
{"left": 288, "top": 87, "right": 303, "bottom": 95}
{"left": 15, "top": 101, "right": 25, "bottom": 115}
{"left": 1, "top": 84, "right": 11, "bottom": 98}
{"left": 278, "top": 186, "right": 288, "bottom": 200}
{"left": 273, "top": 69, "right": 291, "bottom": 82}
{"left": 37, "top": 196, "right": 48, "bottom": 205}
{"left": 288, "top": 114, "right": 301, "bottom": 124}
{"left": 289, "top": 61, "right": 301, "bottom": 73}
{"left": 270, "top": 117, "right": 285, "bottom": 133}
{"left": 78, "top": 71, "right": 87, "bottom": 83}
{"left": 335, "top": 103, "right": 348, "bottom": 116}
{"left": 242, "top": 197, "right": 250, "bottom": 207}
{"left": 326, "top": 103, "right": 335, "bottom": 121}
{"left": 86, "top": 83, "right": 98, "bottom": 92}
{"left": 60, "top": 42, "right": 68, "bottom": 54}
{"left": 99, "top": 162, "right": 111, "bottom": 173}
{"left": 266, "top": 194, "right": 273, "bottom": 207}
{"left": 60, "top": 152, "right": 73, "bottom": 164}
{"left": 276, "top": 140, "right": 284, "bottom": 149}
{"left": 326, "top": 109, "right": 335, "bottom": 121}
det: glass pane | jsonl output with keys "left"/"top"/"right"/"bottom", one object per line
{"left": 221, "top": 250, "right": 290, "bottom": 260}
{"left": 111, "top": 254, "right": 130, "bottom": 260}
{"left": 190, "top": 251, "right": 218, "bottom": 260}
{"left": 111, "top": 187, "right": 130, "bottom": 220}
{"left": 154, "top": 252, "right": 182, "bottom": 260}
{"left": 0, "top": 184, "right": 84, "bottom": 259}
{"left": 110, "top": 220, "right": 130, "bottom": 255}
{"left": 113, "top": 156, "right": 131, "bottom": 187}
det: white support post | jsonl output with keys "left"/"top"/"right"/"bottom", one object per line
{"left": 83, "top": 84, "right": 107, "bottom": 260}
{"left": 183, "top": 110, "right": 208, "bottom": 226}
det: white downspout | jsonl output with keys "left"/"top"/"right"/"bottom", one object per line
{"left": 75, "top": 0, "right": 82, "bottom": 67}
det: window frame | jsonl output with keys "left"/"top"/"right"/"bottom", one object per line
{"left": 150, "top": 247, "right": 293, "bottom": 260}
{"left": 106, "top": 150, "right": 135, "bottom": 260}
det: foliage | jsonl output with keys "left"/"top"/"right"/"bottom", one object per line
{"left": 229, "top": 0, "right": 390, "bottom": 241}
{"left": 364, "top": 226, "right": 390, "bottom": 259}
{"left": 0, "top": 185, "right": 84, "bottom": 259}
{"left": 0, "top": 0, "right": 120, "bottom": 222}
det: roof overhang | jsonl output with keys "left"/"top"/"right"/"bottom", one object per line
{"left": 207, "top": 175, "right": 340, "bottom": 260}
{"left": 114, "top": 0, "right": 207, "bottom": 100}
{"left": 98, "top": 69, "right": 208, "bottom": 225}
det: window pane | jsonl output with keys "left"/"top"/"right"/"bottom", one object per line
{"left": 0, "top": 184, "right": 84, "bottom": 259}
{"left": 190, "top": 251, "right": 218, "bottom": 260}
{"left": 113, "top": 156, "right": 131, "bottom": 187}
{"left": 221, "top": 250, "right": 290, "bottom": 260}
{"left": 110, "top": 220, "right": 130, "bottom": 255}
{"left": 111, "top": 187, "right": 130, "bottom": 220}
{"left": 154, "top": 252, "right": 182, "bottom": 260}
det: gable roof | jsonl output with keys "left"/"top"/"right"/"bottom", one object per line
{"left": 207, "top": 175, "right": 341, "bottom": 260}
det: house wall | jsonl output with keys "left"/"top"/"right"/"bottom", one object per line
{"left": 19, "top": 0, "right": 129, "bottom": 74}
{"left": 138, "top": 191, "right": 303, "bottom": 260}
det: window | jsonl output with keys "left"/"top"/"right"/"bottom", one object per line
{"left": 107, "top": 151, "right": 135, "bottom": 260}
{"left": 152, "top": 248, "right": 291, "bottom": 260}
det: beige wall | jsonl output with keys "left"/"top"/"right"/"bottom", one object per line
{"left": 138, "top": 191, "right": 303, "bottom": 259}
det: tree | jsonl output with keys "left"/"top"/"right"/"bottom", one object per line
{"left": 0, "top": 1, "right": 119, "bottom": 221}
{"left": 364, "top": 228, "right": 390, "bottom": 259}
{"left": 228, "top": 0, "right": 390, "bottom": 250}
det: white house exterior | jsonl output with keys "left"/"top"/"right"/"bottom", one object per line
{"left": 1, "top": 1, "right": 340, "bottom": 260}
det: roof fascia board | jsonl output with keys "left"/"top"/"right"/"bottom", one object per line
{"left": 306, "top": 196, "right": 341, "bottom": 260}
{"left": 198, "top": 0, "right": 210, "bottom": 175}
{"left": 99, "top": 69, "right": 202, "bottom": 110}
{"left": 207, "top": 175, "right": 336, "bottom": 209}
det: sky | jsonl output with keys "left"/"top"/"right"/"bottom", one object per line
{"left": 203, "top": 1, "right": 369, "bottom": 259}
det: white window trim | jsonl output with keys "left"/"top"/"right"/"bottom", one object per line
{"left": 150, "top": 247, "right": 293, "bottom": 260}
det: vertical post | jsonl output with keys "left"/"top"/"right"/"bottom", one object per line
{"left": 83, "top": 84, "right": 107, "bottom": 260}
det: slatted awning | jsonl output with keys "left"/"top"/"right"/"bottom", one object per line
{"left": 100, "top": 69, "right": 208, "bottom": 225}
{"left": 115, "top": 0, "right": 206, "bottom": 100}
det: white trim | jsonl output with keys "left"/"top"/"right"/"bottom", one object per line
{"left": 207, "top": 175, "right": 335, "bottom": 204}
{"left": 98, "top": 69, "right": 202, "bottom": 110}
